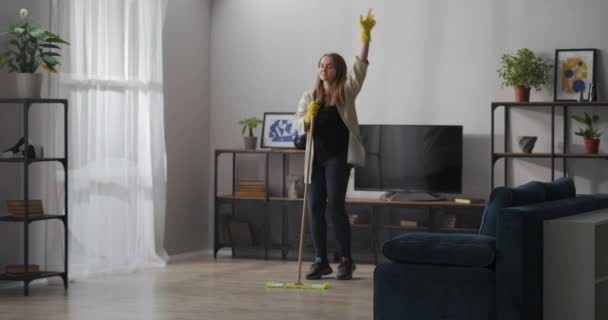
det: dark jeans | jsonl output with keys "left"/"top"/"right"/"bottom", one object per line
{"left": 307, "top": 155, "right": 352, "bottom": 262}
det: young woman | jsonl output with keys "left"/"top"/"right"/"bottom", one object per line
{"left": 293, "top": 9, "right": 375, "bottom": 280}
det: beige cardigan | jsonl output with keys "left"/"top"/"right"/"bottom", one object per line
{"left": 293, "top": 57, "right": 368, "bottom": 183}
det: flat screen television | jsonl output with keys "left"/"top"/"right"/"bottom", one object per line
{"left": 354, "top": 125, "right": 463, "bottom": 194}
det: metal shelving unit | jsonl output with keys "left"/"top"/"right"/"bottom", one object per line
{"left": 491, "top": 101, "right": 608, "bottom": 189}
{"left": 214, "top": 148, "right": 484, "bottom": 264}
{"left": 0, "top": 98, "right": 68, "bottom": 296}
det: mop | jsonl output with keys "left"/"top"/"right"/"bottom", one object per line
{"left": 266, "top": 117, "right": 330, "bottom": 290}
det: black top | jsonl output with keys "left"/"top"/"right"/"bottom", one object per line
{"left": 313, "top": 105, "right": 349, "bottom": 162}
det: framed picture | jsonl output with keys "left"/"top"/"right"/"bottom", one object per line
{"left": 554, "top": 48, "right": 597, "bottom": 101}
{"left": 260, "top": 112, "right": 300, "bottom": 149}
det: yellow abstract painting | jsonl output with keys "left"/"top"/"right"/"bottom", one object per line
{"left": 561, "top": 58, "right": 588, "bottom": 94}
{"left": 555, "top": 49, "right": 596, "bottom": 101}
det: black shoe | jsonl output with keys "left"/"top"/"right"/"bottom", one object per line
{"left": 1, "top": 137, "right": 26, "bottom": 156}
{"left": 7, "top": 137, "right": 26, "bottom": 153}
{"left": 1, "top": 138, "right": 42, "bottom": 159}
{"left": 336, "top": 257, "right": 356, "bottom": 280}
{"left": 305, "top": 259, "right": 333, "bottom": 280}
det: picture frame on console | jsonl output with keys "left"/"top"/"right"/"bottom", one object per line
{"left": 260, "top": 112, "right": 300, "bottom": 149}
{"left": 553, "top": 48, "right": 597, "bottom": 101}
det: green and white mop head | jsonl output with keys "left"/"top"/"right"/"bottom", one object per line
{"left": 265, "top": 281, "right": 330, "bottom": 290}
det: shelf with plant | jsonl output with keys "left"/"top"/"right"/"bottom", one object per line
{"left": 0, "top": 8, "right": 69, "bottom": 98}
{"left": 238, "top": 117, "right": 263, "bottom": 150}
{"left": 497, "top": 48, "right": 552, "bottom": 102}
{"left": 572, "top": 112, "right": 603, "bottom": 154}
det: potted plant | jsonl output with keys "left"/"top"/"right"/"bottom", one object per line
{"left": 572, "top": 112, "right": 602, "bottom": 154}
{"left": 497, "top": 48, "right": 552, "bottom": 102}
{"left": 239, "top": 117, "right": 263, "bottom": 150}
{"left": 0, "top": 9, "right": 70, "bottom": 98}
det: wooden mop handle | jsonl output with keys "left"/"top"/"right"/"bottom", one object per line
{"left": 296, "top": 118, "right": 314, "bottom": 285}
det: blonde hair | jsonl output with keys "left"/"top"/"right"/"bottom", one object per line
{"left": 314, "top": 53, "right": 347, "bottom": 106}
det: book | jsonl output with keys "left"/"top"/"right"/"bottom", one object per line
{"left": 6, "top": 200, "right": 43, "bottom": 207}
{"left": 454, "top": 198, "right": 485, "bottom": 205}
{"left": 399, "top": 220, "right": 418, "bottom": 228}
{"left": 8, "top": 212, "right": 45, "bottom": 217}
{"left": 235, "top": 191, "right": 266, "bottom": 198}
{"left": 7, "top": 209, "right": 45, "bottom": 214}
{"left": 238, "top": 186, "right": 265, "bottom": 192}
{"left": 238, "top": 180, "right": 264, "bottom": 186}
{"left": 7, "top": 207, "right": 45, "bottom": 213}
{"left": 237, "top": 180, "right": 265, "bottom": 195}
{"left": 5, "top": 264, "right": 40, "bottom": 274}
{"left": 5, "top": 199, "right": 45, "bottom": 216}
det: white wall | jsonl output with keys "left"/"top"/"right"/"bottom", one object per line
{"left": 163, "top": 0, "right": 212, "bottom": 255}
{"left": 209, "top": 0, "right": 608, "bottom": 220}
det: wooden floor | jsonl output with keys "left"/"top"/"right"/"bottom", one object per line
{"left": 0, "top": 258, "right": 374, "bottom": 320}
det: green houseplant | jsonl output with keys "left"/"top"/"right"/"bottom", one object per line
{"left": 0, "top": 9, "right": 70, "bottom": 98}
{"left": 572, "top": 112, "right": 602, "bottom": 154}
{"left": 239, "top": 117, "right": 263, "bottom": 150}
{"left": 497, "top": 48, "right": 552, "bottom": 102}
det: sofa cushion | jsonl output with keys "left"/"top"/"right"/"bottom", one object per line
{"left": 382, "top": 232, "right": 496, "bottom": 267}
{"left": 479, "top": 181, "right": 546, "bottom": 236}
{"left": 511, "top": 181, "right": 547, "bottom": 205}
{"left": 542, "top": 177, "right": 576, "bottom": 201}
{"left": 478, "top": 187, "right": 513, "bottom": 237}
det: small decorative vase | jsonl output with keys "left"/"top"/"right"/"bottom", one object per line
{"left": 514, "top": 86, "right": 531, "bottom": 103}
{"left": 286, "top": 175, "right": 304, "bottom": 198}
{"left": 243, "top": 136, "right": 257, "bottom": 150}
{"left": 517, "top": 136, "right": 537, "bottom": 153}
{"left": 584, "top": 139, "right": 600, "bottom": 154}
{"left": 14, "top": 73, "right": 42, "bottom": 98}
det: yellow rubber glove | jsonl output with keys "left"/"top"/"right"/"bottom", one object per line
{"left": 304, "top": 101, "right": 320, "bottom": 124}
{"left": 360, "top": 9, "right": 376, "bottom": 42}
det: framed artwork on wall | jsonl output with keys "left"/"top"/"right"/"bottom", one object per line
{"left": 260, "top": 112, "right": 299, "bottom": 148}
{"left": 554, "top": 48, "right": 597, "bottom": 101}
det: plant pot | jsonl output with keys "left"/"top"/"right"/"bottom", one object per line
{"left": 14, "top": 73, "right": 42, "bottom": 98}
{"left": 514, "top": 86, "right": 531, "bottom": 102}
{"left": 584, "top": 139, "right": 600, "bottom": 154}
{"left": 243, "top": 136, "right": 257, "bottom": 150}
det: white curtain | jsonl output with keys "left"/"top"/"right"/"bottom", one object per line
{"left": 46, "top": 0, "right": 168, "bottom": 278}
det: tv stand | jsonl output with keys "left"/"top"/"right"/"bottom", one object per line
{"left": 380, "top": 192, "right": 447, "bottom": 202}
{"left": 214, "top": 148, "right": 483, "bottom": 264}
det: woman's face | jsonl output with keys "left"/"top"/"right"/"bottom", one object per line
{"left": 318, "top": 56, "right": 337, "bottom": 83}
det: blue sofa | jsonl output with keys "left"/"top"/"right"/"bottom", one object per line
{"left": 373, "top": 177, "right": 608, "bottom": 320}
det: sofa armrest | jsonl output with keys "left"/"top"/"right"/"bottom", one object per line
{"left": 382, "top": 232, "right": 496, "bottom": 267}
{"left": 496, "top": 193, "right": 608, "bottom": 320}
